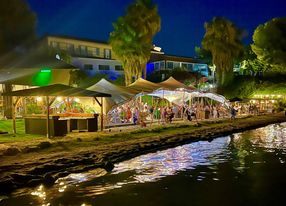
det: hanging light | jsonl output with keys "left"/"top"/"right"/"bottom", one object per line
{"left": 56, "top": 97, "right": 63, "bottom": 101}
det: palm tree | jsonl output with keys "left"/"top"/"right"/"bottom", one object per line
{"left": 202, "top": 17, "right": 243, "bottom": 87}
{"left": 110, "top": 0, "right": 160, "bottom": 85}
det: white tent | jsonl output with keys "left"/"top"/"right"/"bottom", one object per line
{"left": 143, "top": 89, "right": 229, "bottom": 106}
{"left": 127, "top": 78, "right": 161, "bottom": 92}
{"left": 87, "top": 78, "right": 137, "bottom": 113}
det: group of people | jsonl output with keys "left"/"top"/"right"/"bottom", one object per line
{"left": 108, "top": 96, "right": 279, "bottom": 127}
{"left": 108, "top": 100, "right": 232, "bottom": 127}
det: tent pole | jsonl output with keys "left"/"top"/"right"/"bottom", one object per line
{"left": 101, "top": 97, "right": 103, "bottom": 131}
{"left": 12, "top": 97, "right": 21, "bottom": 135}
{"left": 46, "top": 96, "right": 50, "bottom": 138}
{"left": 12, "top": 97, "right": 16, "bottom": 135}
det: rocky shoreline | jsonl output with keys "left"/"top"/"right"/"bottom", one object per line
{"left": 0, "top": 114, "right": 285, "bottom": 195}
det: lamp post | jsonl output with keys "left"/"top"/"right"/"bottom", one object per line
{"left": 209, "top": 64, "right": 216, "bottom": 92}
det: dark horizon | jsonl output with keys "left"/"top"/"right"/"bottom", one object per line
{"left": 27, "top": 0, "right": 286, "bottom": 57}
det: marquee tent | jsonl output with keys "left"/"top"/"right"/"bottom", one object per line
{"left": 87, "top": 78, "right": 137, "bottom": 113}
{"left": 144, "top": 89, "right": 229, "bottom": 106}
{"left": 127, "top": 78, "right": 161, "bottom": 92}
{"left": 158, "top": 76, "right": 192, "bottom": 90}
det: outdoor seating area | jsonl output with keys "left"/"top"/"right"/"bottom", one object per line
{"left": 1, "top": 76, "right": 282, "bottom": 138}
{"left": 1, "top": 84, "right": 111, "bottom": 137}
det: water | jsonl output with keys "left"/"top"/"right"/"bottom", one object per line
{"left": 1, "top": 123, "right": 286, "bottom": 206}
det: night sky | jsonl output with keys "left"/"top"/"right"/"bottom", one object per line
{"left": 27, "top": 0, "right": 286, "bottom": 57}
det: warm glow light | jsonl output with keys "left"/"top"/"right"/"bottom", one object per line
{"left": 277, "top": 95, "right": 282, "bottom": 98}
{"left": 56, "top": 97, "right": 62, "bottom": 101}
{"left": 36, "top": 97, "right": 42, "bottom": 102}
{"left": 271, "top": 100, "right": 275, "bottom": 103}
{"left": 74, "top": 98, "right": 80, "bottom": 102}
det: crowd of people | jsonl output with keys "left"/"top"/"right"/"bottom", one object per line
{"left": 108, "top": 99, "right": 233, "bottom": 126}
{"left": 107, "top": 97, "right": 274, "bottom": 127}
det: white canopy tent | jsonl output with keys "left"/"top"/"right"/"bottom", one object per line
{"left": 139, "top": 89, "right": 229, "bottom": 107}
{"left": 87, "top": 78, "right": 137, "bottom": 113}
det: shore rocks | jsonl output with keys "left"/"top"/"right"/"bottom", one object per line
{"left": 43, "top": 174, "right": 55, "bottom": 186}
{"left": 38, "top": 141, "right": 52, "bottom": 149}
{"left": 102, "top": 161, "right": 114, "bottom": 172}
{"left": 3, "top": 147, "right": 21, "bottom": 156}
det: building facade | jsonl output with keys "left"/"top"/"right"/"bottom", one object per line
{"left": 44, "top": 35, "right": 209, "bottom": 80}
{"left": 44, "top": 35, "right": 123, "bottom": 79}
{"left": 147, "top": 52, "right": 209, "bottom": 80}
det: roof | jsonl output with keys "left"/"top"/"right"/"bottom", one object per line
{"left": 44, "top": 34, "right": 109, "bottom": 45}
{"left": 88, "top": 78, "right": 137, "bottom": 112}
{"left": 149, "top": 53, "right": 199, "bottom": 64}
{"left": 1, "top": 84, "right": 111, "bottom": 97}
{"left": 158, "top": 77, "right": 189, "bottom": 90}
{"left": 127, "top": 78, "right": 161, "bottom": 92}
{"left": 0, "top": 50, "right": 76, "bottom": 70}
{"left": 0, "top": 49, "right": 77, "bottom": 85}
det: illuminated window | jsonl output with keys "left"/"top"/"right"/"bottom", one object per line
{"left": 104, "top": 49, "right": 111, "bottom": 59}
{"left": 166, "top": 61, "right": 173, "bottom": 69}
{"left": 95, "top": 48, "right": 100, "bottom": 56}
{"left": 51, "top": 41, "right": 60, "bottom": 49}
{"left": 67, "top": 44, "right": 75, "bottom": 54}
{"left": 84, "top": 64, "right": 93, "bottom": 70}
{"left": 182, "top": 63, "right": 187, "bottom": 69}
{"left": 155, "top": 62, "right": 160, "bottom": 70}
{"left": 115, "top": 65, "right": 123, "bottom": 71}
{"left": 160, "top": 61, "right": 165, "bottom": 69}
{"left": 79, "top": 45, "right": 87, "bottom": 55}
{"left": 99, "top": 65, "right": 110, "bottom": 70}
{"left": 187, "top": 64, "right": 193, "bottom": 71}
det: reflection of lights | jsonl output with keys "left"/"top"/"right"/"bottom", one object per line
{"left": 56, "top": 97, "right": 62, "bottom": 101}
{"left": 58, "top": 181, "right": 67, "bottom": 192}
{"left": 31, "top": 184, "right": 46, "bottom": 200}
{"left": 36, "top": 97, "right": 42, "bottom": 102}
{"left": 271, "top": 100, "right": 275, "bottom": 103}
{"left": 74, "top": 98, "right": 80, "bottom": 102}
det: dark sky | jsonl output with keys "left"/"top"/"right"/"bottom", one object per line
{"left": 27, "top": 0, "right": 286, "bottom": 57}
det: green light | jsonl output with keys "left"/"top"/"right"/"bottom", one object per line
{"left": 32, "top": 68, "right": 52, "bottom": 86}
{"left": 40, "top": 69, "right": 51, "bottom": 73}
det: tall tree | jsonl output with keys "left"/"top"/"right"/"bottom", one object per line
{"left": 0, "top": 0, "right": 36, "bottom": 55}
{"left": 251, "top": 17, "right": 286, "bottom": 73}
{"left": 110, "top": 0, "right": 160, "bottom": 85}
{"left": 202, "top": 17, "right": 243, "bottom": 87}
{"left": 240, "top": 45, "right": 267, "bottom": 76}
{"left": 0, "top": 0, "right": 36, "bottom": 118}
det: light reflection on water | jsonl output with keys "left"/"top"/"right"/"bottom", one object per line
{"left": 2, "top": 122, "right": 286, "bottom": 206}
{"left": 112, "top": 137, "right": 229, "bottom": 182}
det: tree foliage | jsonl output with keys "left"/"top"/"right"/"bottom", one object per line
{"left": 0, "top": 0, "right": 36, "bottom": 55}
{"left": 0, "top": 0, "right": 36, "bottom": 118}
{"left": 202, "top": 17, "right": 243, "bottom": 87}
{"left": 251, "top": 17, "right": 286, "bottom": 72}
{"left": 194, "top": 46, "right": 212, "bottom": 65}
{"left": 109, "top": 0, "right": 160, "bottom": 85}
{"left": 240, "top": 46, "right": 268, "bottom": 76}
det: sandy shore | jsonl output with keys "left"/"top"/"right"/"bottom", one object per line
{"left": 0, "top": 113, "right": 285, "bottom": 194}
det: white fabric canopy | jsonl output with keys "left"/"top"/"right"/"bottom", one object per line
{"left": 142, "top": 89, "right": 229, "bottom": 106}
{"left": 87, "top": 78, "right": 136, "bottom": 113}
